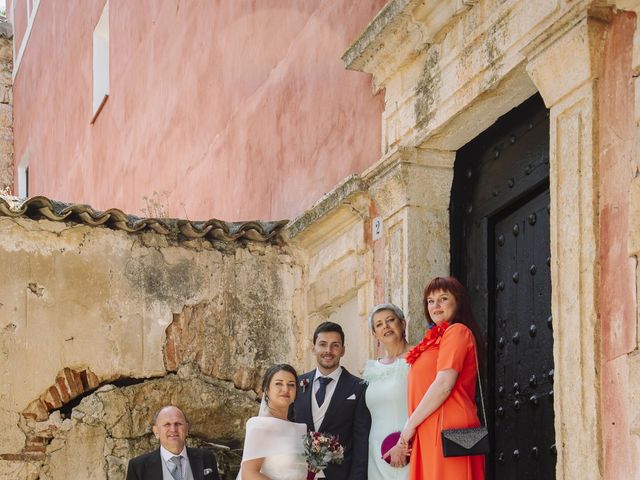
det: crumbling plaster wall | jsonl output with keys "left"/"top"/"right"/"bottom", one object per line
{"left": 0, "top": 216, "right": 303, "bottom": 479}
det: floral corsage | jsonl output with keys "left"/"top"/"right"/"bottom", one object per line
{"left": 405, "top": 321, "right": 450, "bottom": 365}
{"left": 300, "top": 378, "right": 310, "bottom": 392}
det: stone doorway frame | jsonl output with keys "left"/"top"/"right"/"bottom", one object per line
{"left": 333, "top": 1, "right": 639, "bottom": 478}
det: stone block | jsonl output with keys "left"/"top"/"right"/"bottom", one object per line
{"left": 0, "top": 42, "right": 12, "bottom": 63}
{"left": 0, "top": 166, "right": 12, "bottom": 192}
{"left": 0, "top": 103, "right": 11, "bottom": 128}
{"left": 1, "top": 85, "right": 11, "bottom": 105}
{"left": 602, "top": 356, "right": 638, "bottom": 477}
{"left": 0, "top": 409, "right": 25, "bottom": 454}
{"left": 527, "top": 16, "right": 606, "bottom": 107}
{"left": 0, "top": 459, "right": 41, "bottom": 480}
{"left": 0, "top": 68, "right": 11, "bottom": 88}
{"left": 303, "top": 236, "right": 365, "bottom": 277}
{"left": 384, "top": 72, "right": 403, "bottom": 108}
{"left": 366, "top": 147, "right": 455, "bottom": 217}
{"left": 47, "top": 422, "right": 108, "bottom": 480}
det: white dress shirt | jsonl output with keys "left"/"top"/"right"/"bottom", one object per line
{"left": 311, "top": 366, "right": 343, "bottom": 418}
{"left": 311, "top": 366, "right": 343, "bottom": 479}
{"left": 160, "top": 445, "right": 189, "bottom": 480}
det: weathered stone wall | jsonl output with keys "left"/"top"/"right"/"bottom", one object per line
{"left": 331, "top": 0, "right": 640, "bottom": 479}
{"left": 0, "top": 215, "right": 302, "bottom": 479}
{"left": 0, "top": 17, "right": 12, "bottom": 193}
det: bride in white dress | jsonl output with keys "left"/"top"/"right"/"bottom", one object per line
{"left": 239, "top": 364, "right": 308, "bottom": 480}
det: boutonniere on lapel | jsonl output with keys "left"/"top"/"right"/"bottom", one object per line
{"left": 300, "top": 378, "right": 310, "bottom": 392}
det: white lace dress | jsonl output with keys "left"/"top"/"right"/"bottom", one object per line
{"left": 363, "top": 358, "right": 410, "bottom": 480}
{"left": 239, "top": 416, "right": 308, "bottom": 480}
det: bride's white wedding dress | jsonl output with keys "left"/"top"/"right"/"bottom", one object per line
{"left": 238, "top": 416, "right": 308, "bottom": 480}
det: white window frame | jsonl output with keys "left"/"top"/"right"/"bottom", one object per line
{"left": 17, "top": 153, "right": 29, "bottom": 198}
{"left": 92, "top": 1, "right": 109, "bottom": 122}
{"left": 12, "top": 0, "right": 42, "bottom": 80}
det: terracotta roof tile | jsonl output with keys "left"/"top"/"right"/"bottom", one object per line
{"left": 0, "top": 196, "right": 287, "bottom": 243}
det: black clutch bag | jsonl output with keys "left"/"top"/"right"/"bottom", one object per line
{"left": 441, "top": 426, "right": 489, "bottom": 456}
{"left": 440, "top": 348, "right": 489, "bottom": 457}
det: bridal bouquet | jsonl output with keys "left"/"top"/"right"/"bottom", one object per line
{"left": 303, "top": 431, "right": 344, "bottom": 479}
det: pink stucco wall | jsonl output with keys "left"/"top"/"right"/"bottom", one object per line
{"left": 598, "top": 11, "right": 639, "bottom": 480}
{"left": 12, "top": 0, "right": 385, "bottom": 221}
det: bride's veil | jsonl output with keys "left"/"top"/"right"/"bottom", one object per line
{"left": 258, "top": 394, "right": 269, "bottom": 417}
{"left": 236, "top": 396, "right": 266, "bottom": 480}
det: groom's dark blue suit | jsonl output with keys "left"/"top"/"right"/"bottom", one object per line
{"left": 294, "top": 368, "right": 371, "bottom": 480}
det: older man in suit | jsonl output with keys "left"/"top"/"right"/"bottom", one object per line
{"left": 294, "top": 321, "right": 371, "bottom": 480}
{"left": 126, "top": 405, "right": 219, "bottom": 480}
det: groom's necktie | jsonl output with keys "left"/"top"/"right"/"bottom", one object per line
{"left": 316, "top": 377, "right": 333, "bottom": 407}
{"left": 169, "top": 456, "right": 184, "bottom": 480}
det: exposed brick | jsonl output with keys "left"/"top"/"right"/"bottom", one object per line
{"left": 24, "top": 435, "right": 48, "bottom": 453}
{"left": 54, "top": 376, "right": 70, "bottom": 403}
{"left": 23, "top": 445, "right": 46, "bottom": 454}
{"left": 63, "top": 367, "right": 82, "bottom": 397}
{"left": 0, "top": 453, "right": 37, "bottom": 461}
{"left": 22, "top": 399, "right": 49, "bottom": 421}
{"left": 45, "top": 386, "right": 62, "bottom": 409}
{"left": 164, "top": 304, "right": 211, "bottom": 374}
{"left": 86, "top": 369, "right": 100, "bottom": 389}
{"left": 24, "top": 368, "right": 102, "bottom": 420}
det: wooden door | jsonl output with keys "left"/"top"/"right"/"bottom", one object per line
{"left": 450, "top": 94, "right": 556, "bottom": 480}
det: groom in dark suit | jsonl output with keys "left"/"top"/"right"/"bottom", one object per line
{"left": 126, "top": 405, "right": 220, "bottom": 480}
{"left": 294, "top": 322, "right": 371, "bottom": 480}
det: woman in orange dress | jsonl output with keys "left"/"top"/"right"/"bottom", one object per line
{"left": 400, "top": 276, "right": 485, "bottom": 480}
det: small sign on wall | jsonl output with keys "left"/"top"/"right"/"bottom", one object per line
{"left": 372, "top": 217, "right": 383, "bottom": 241}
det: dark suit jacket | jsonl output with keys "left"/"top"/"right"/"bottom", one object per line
{"left": 125, "top": 447, "right": 220, "bottom": 480}
{"left": 293, "top": 368, "right": 371, "bottom": 480}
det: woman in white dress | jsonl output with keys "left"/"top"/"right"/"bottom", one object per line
{"left": 363, "top": 303, "right": 411, "bottom": 480}
{"left": 239, "top": 364, "right": 308, "bottom": 480}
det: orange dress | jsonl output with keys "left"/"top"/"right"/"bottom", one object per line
{"left": 407, "top": 323, "right": 485, "bottom": 480}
